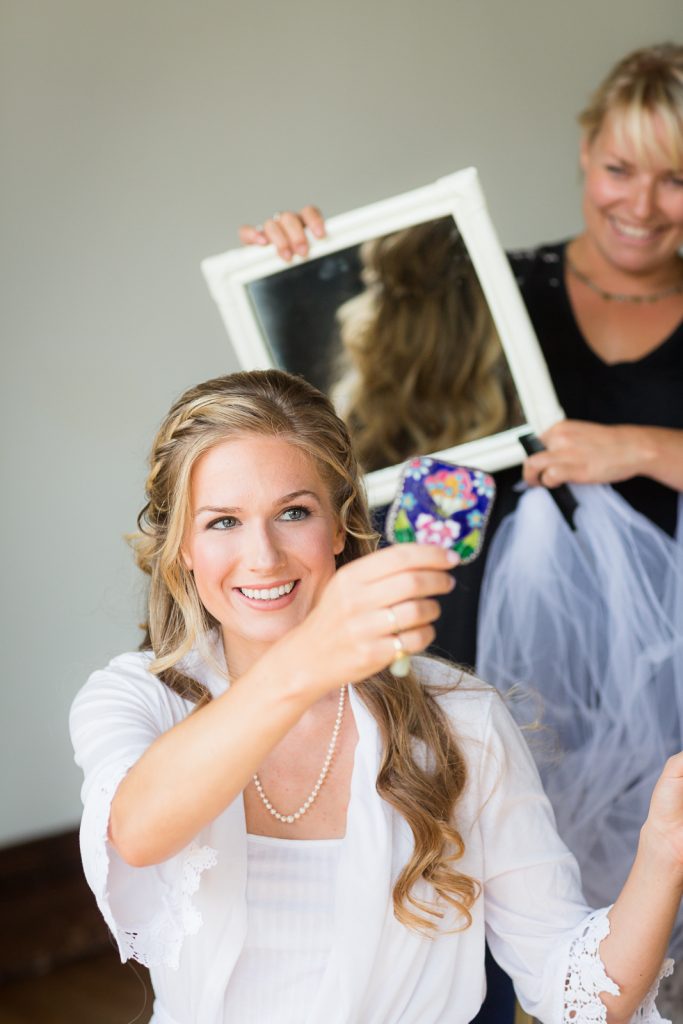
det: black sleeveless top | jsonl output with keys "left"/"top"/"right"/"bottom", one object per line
{"left": 510, "top": 241, "right": 683, "bottom": 536}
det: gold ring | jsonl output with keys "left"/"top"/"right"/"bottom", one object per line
{"left": 389, "top": 634, "right": 411, "bottom": 678}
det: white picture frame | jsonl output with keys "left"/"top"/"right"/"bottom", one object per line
{"left": 201, "top": 167, "right": 564, "bottom": 506}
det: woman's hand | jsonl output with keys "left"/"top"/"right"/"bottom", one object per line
{"left": 523, "top": 419, "right": 683, "bottom": 490}
{"left": 642, "top": 751, "right": 683, "bottom": 879}
{"left": 523, "top": 420, "right": 638, "bottom": 487}
{"left": 277, "top": 543, "right": 458, "bottom": 699}
{"left": 596, "top": 752, "right": 683, "bottom": 1022}
{"left": 239, "top": 206, "right": 326, "bottom": 261}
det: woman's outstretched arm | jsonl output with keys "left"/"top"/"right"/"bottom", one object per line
{"left": 597, "top": 753, "right": 683, "bottom": 1022}
{"left": 478, "top": 695, "right": 681, "bottom": 1022}
{"left": 108, "top": 543, "right": 456, "bottom": 867}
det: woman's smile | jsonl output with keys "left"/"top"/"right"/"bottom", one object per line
{"left": 181, "top": 435, "right": 345, "bottom": 674}
{"left": 236, "top": 579, "right": 299, "bottom": 604}
{"left": 607, "top": 215, "right": 669, "bottom": 242}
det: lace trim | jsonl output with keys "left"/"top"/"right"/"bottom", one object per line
{"left": 86, "top": 761, "right": 218, "bottom": 970}
{"left": 633, "top": 960, "right": 674, "bottom": 1024}
{"left": 563, "top": 908, "right": 675, "bottom": 1023}
{"left": 86, "top": 761, "right": 136, "bottom": 930}
{"left": 116, "top": 842, "right": 218, "bottom": 970}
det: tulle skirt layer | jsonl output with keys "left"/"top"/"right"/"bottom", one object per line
{"left": 477, "top": 484, "right": 683, "bottom": 956}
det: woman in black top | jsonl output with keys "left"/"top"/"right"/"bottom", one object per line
{"left": 479, "top": 46, "right": 683, "bottom": 1022}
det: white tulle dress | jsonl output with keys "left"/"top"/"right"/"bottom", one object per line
{"left": 477, "top": 484, "right": 683, "bottom": 964}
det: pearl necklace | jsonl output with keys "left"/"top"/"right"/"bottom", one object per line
{"left": 567, "top": 255, "right": 683, "bottom": 304}
{"left": 252, "top": 686, "right": 347, "bottom": 824}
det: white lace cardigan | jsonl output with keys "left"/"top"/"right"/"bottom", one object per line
{"left": 69, "top": 647, "right": 673, "bottom": 1024}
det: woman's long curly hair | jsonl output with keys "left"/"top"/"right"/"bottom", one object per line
{"left": 331, "top": 217, "right": 521, "bottom": 473}
{"left": 131, "top": 368, "right": 480, "bottom": 933}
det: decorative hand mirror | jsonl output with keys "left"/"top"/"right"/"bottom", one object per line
{"left": 202, "top": 168, "right": 564, "bottom": 506}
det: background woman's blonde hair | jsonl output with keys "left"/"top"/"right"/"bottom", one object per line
{"left": 331, "top": 217, "right": 521, "bottom": 473}
{"left": 132, "top": 368, "right": 480, "bottom": 933}
{"left": 579, "top": 42, "right": 683, "bottom": 166}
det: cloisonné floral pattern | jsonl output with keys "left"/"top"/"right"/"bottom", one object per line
{"left": 386, "top": 457, "right": 495, "bottom": 564}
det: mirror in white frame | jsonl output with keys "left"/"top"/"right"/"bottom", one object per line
{"left": 201, "top": 168, "right": 565, "bottom": 507}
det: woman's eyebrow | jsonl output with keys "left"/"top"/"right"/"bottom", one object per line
{"left": 193, "top": 490, "right": 322, "bottom": 518}
{"left": 193, "top": 505, "right": 240, "bottom": 518}
{"left": 278, "top": 489, "right": 322, "bottom": 504}
{"left": 606, "top": 152, "right": 632, "bottom": 165}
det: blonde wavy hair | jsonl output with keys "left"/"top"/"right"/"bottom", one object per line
{"left": 132, "top": 368, "right": 480, "bottom": 933}
{"left": 331, "top": 217, "right": 521, "bottom": 473}
{"left": 579, "top": 42, "right": 683, "bottom": 166}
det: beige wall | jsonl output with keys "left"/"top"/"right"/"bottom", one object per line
{"left": 2, "top": 0, "right": 681, "bottom": 845}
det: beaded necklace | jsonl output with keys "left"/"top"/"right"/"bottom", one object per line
{"left": 252, "top": 685, "right": 346, "bottom": 824}
{"left": 567, "top": 255, "right": 683, "bottom": 304}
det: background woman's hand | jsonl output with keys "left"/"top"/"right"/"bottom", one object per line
{"left": 523, "top": 419, "right": 654, "bottom": 488}
{"left": 279, "top": 543, "right": 458, "bottom": 697}
{"left": 239, "top": 205, "right": 327, "bottom": 261}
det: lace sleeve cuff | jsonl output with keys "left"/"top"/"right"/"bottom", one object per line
{"left": 563, "top": 908, "right": 675, "bottom": 1024}
{"left": 80, "top": 760, "right": 218, "bottom": 970}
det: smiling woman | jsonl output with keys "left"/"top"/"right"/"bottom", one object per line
{"left": 564, "top": 60, "right": 683, "bottom": 366}
{"left": 69, "top": 369, "right": 683, "bottom": 1024}
{"left": 475, "top": 44, "right": 683, "bottom": 1019}
{"left": 181, "top": 436, "right": 345, "bottom": 676}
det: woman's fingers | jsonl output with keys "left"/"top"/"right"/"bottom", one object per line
{"left": 524, "top": 419, "right": 605, "bottom": 486}
{"left": 523, "top": 451, "right": 577, "bottom": 488}
{"left": 287, "top": 544, "right": 458, "bottom": 691}
{"left": 238, "top": 223, "right": 268, "bottom": 246}
{"left": 523, "top": 450, "right": 549, "bottom": 487}
{"left": 362, "top": 571, "right": 456, "bottom": 614}
{"left": 299, "top": 205, "right": 326, "bottom": 239}
{"left": 659, "top": 751, "right": 683, "bottom": 782}
{"left": 525, "top": 419, "right": 638, "bottom": 487}
{"left": 368, "top": 599, "right": 442, "bottom": 654}
{"left": 260, "top": 216, "right": 297, "bottom": 260}
{"left": 384, "top": 623, "right": 437, "bottom": 660}
{"left": 328, "top": 549, "right": 455, "bottom": 673}
{"left": 333, "top": 546, "right": 457, "bottom": 622}
{"left": 644, "top": 752, "right": 683, "bottom": 872}
{"left": 238, "top": 206, "right": 326, "bottom": 261}
{"left": 280, "top": 211, "right": 312, "bottom": 257}
{"left": 377, "top": 599, "right": 442, "bottom": 665}
{"left": 341, "top": 541, "right": 459, "bottom": 584}
{"left": 378, "top": 597, "right": 443, "bottom": 634}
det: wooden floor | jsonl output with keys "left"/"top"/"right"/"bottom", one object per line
{"left": 0, "top": 949, "right": 153, "bottom": 1024}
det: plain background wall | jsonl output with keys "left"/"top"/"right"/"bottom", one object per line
{"left": 2, "top": 0, "right": 681, "bottom": 846}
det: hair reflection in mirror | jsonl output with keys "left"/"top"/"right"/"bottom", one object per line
{"left": 330, "top": 218, "right": 522, "bottom": 473}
